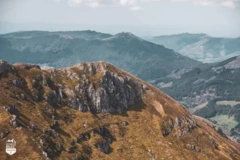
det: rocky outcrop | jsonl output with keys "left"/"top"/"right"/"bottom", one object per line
{"left": 186, "top": 144, "right": 201, "bottom": 152}
{"left": 161, "top": 116, "right": 197, "bottom": 137}
{"left": 12, "top": 79, "right": 25, "bottom": 87}
{"left": 209, "top": 137, "right": 219, "bottom": 149}
{"left": 94, "top": 139, "right": 111, "bottom": 154}
{"left": 0, "top": 60, "right": 14, "bottom": 76}
{"left": 9, "top": 115, "right": 19, "bottom": 127}
{"left": 63, "top": 62, "right": 145, "bottom": 113}
{"left": 3, "top": 105, "right": 16, "bottom": 114}
{"left": 13, "top": 63, "right": 40, "bottom": 70}
{"left": 0, "top": 129, "right": 9, "bottom": 139}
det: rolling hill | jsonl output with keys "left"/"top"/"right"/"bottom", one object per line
{"left": 0, "top": 31, "right": 200, "bottom": 81}
{"left": 149, "top": 33, "right": 240, "bottom": 63}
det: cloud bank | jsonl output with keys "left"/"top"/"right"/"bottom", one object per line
{"left": 55, "top": 0, "right": 240, "bottom": 10}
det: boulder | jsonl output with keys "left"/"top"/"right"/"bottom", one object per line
{"left": 0, "top": 129, "right": 9, "bottom": 139}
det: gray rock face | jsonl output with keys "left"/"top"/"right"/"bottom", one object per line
{"left": 10, "top": 115, "right": 19, "bottom": 127}
{"left": 0, "top": 129, "right": 9, "bottom": 139}
{"left": 45, "top": 91, "right": 61, "bottom": 103}
{"left": 3, "top": 105, "right": 16, "bottom": 114}
{"left": 161, "top": 116, "right": 197, "bottom": 137}
{"left": 12, "top": 79, "right": 24, "bottom": 87}
{"left": 63, "top": 62, "right": 145, "bottom": 113}
{"left": 0, "top": 60, "right": 13, "bottom": 76}
{"left": 94, "top": 140, "right": 111, "bottom": 154}
{"left": 186, "top": 144, "right": 201, "bottom": 152}
{"left": 209, "top": 137, "right": 218, "bottom": 149}
{"left": 86, "top": 71, "right": 141, "bottom": 113}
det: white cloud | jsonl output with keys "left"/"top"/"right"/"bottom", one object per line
{"left": 220, "top": 0, "right": 236, "bottom": 8}
{"left": 54, "top": 0, "right": 240, "bottom": 9}
{"left": 68, "top": 0, "right": 83, "bottom": 7}
{"left": 120, "top": 0, "right": 138, "bottom": 6}
{"left": 174, "top": 0, "right": 240, "bottom": 8}
{"left": 130, "top": 5, "right": 144, "bottom": 10}
{"left": 86, "top": 0, "right": 100, "bottom": 8}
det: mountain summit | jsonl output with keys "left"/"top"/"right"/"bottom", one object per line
{"left": 0, "top": 60, "right": 239, "bottom": 159}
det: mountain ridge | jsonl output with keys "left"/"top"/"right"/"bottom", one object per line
{"left": 0, "top": 60, "right": 240, "bottom": 159}
{"left": 152, "top": 55, "right": 240, "bottom": 143}
{"left": 0, "top": 30, "right": 200, "bottom": 81}
{"left": 149, "top": 33, "right": 240, "bottom": 63}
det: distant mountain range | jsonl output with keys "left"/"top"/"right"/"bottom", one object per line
{"left": 1, "top": 30, "right": 240, "bottom": 143}
{"left": 151, "top": 55, "right": 240, "bottom": 142}
{"left": 148, "top": 33, "right": 240, "bottom": 63}
{"left": 0, "top": 31, "right": 199, "bottom": 81}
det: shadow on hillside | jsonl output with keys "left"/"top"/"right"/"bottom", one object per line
{"left": 107, "top": 100, "right": 146, "bottom": 117}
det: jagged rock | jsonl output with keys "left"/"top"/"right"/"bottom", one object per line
{"left": 40, "top": 139, "right": 45, "bottom": 146}
{"left": 68, "top": 146, "right": 77, "bottom": 153}
{"left": 42, "top": 151, "right": 48, "bottom": 158}
{"left": 175, "top": 117, "right": 181, "bottom": 128}
{"left": 186, "top": 144, "right": 201, "bottom": 152}
{"left": 0, "top": 129, "right": 9, "bottom": 139}
{"left": 86, "top": 70, "right": 141, "bottom": 113}
{"left": 9, "top": 115, "right": 19, "bottom": 127}
{"left": 21, "top": 93, "right": 26, "bottom": 100}
{"left": 32, "top": 79, "right": 42, "bottom": 90}
{"left": 0, "top": 60, "right": 13, "bottom": 76}
{"left": 29, "top": 124, "right": 38, "bottom": 131}
{"left": 50, "top": 121, "right": 59, "bottom": 130}
{"left": 71, "top": 140, "right": 76, "bottom": 145}
{"left": 161, "top": 118, "right": 174, "bottom": 136}
{"left": 59, "top": 88, "right": 63, "bottom": 98}
{"left": 33, "top": 95, "right": 40, "bottom": 101}
{"left": 122, "top": 121, "right": 129, "bottom": 126}
{"left": 63, "top": 63, "right": 143, "bottom": 113}
{"left": 209, "top": 137, "right": 218, "bottom": 149}
{"left": 42, "top": 75, "right": 53, "bottom": 87}
{"left": 69, "top": 97, "right": 89, "bottom": 112}
{"left": 78, "top": 132, "right": 90, "bottom": 141}
{"left": 35, "top": 75, "right": 43, "bottom": 81}
{"left": 45, "top": 91, "right": 61, "bottom": 103}
{"left": 43, "top": 129, "right": 57, "bottom": 137}
{"left": 174, "top": 116, "right": 197, "bottom": 137}
{"left": 52, "top": 115, "right": 56, "bottom": 120}
{"left": 94, "top": 139, "right": 111, "bottom": 154}
{"left": 142, "top": 84, "right": 149, "bottom": 90}
{"left": 56, "top": 142, "right": 63, "bottom": 151}
{"left": 215, "top": 126, "right": 228, "bottom": 138}
{"left": 12, "top": 79, "right": 24, "bottom": 87}
{"left": 3, "top": 105, "right": 16, "bottom": 114}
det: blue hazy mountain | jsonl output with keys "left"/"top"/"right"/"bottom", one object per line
{"left": 0, "top": 30, "right": 200, "bottom": 80}
{"left": 148, "top": 33, "right": 240, "bottom": 63}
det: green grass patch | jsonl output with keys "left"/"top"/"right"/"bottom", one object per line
{"left": 210, "top": 115, "right": 238, "bottom": 132}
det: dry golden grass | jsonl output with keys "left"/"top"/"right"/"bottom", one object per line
{"left": 0, "top": 62, "right": 240, "bottom": 160}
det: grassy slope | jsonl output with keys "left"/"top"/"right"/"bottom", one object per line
{"left": 0, "top": 63, "right": 239, "bottom": 160}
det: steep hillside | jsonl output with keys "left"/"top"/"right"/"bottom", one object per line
{"left": 0, "top": 31, "right": 199, "bottom": 80}
{"left": 149, "top": 33, "right": 240, "bottom": 63}
{"left": 0, "top": 60, "right": 240, "bottom": 160}
{"left": 151, "top": 56, "right": 240, "bottom": 142}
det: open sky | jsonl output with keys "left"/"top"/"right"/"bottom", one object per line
{"left": 0, "top": 0, "right": 240, "bottom": 37}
